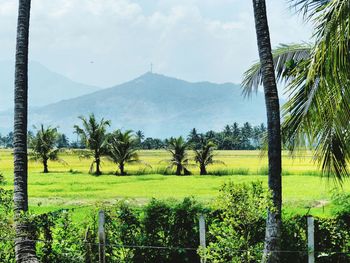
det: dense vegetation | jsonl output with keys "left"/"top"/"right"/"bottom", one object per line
{"left": 1, "top": 179, "right": 350, "bottom": 262}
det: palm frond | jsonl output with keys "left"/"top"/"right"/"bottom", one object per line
{"left": 290, "top": 0, "right": 331, "bottom": 20}
{"left": 242, "top": 43, "right": 312, "bottom": 96}
{"left": 282, "top": 57, "right": 350, "bottom": 182}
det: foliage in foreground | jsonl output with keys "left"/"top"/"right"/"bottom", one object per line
{"left": 200, "top": 182, "right": 268, "bottom": 262}
{"left": 1, "top": 181, "right": 350, "bottom": 262}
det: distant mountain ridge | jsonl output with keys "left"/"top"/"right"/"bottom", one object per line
{"left": 0, "top": 70, "right": 271, "bottom": 138}
{"left": 0, "top": 61, "right": 100, "bottom": 111}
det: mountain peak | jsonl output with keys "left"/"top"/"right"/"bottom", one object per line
{"left": 0, "top": 68, "right": 268, "bottom": 137}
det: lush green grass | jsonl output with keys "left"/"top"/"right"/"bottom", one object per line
{"left": 0, "top": 149, "right": 347, "bottom": 217}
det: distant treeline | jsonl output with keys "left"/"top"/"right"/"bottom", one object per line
{"left": 0, "top": 122, "right": 266, "bottom": 150}
{"left": 141, "top": 122, "right": 266, "bottom": 150}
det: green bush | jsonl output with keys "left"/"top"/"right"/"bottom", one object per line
{"left": 105, "top": 198, "right": 203, "bottom": 263}
{"left": 0, "top": 177, "right": 15, "bottom": 263}
{"left": 200, "top": 181, "right": 268, "bottom": 262}
{"left": 2, "top": 182, "right": 350, "bottom": 262}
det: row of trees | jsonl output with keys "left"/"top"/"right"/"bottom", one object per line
{"left": 29, "top": 114, "right": 220, "bottom": 176}
{"left": 0, "top": 132, "right": 13, "bottom": 148}
{"left": 0, "top": 131, "right": 70, "bottom": 149}
{"left": 1, "top": 122, "right": 266, "bottom": 150}
{"left": 139, "top": 122, "right": 266, "bottom": 150}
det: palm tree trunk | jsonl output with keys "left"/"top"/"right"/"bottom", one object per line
{"left": 119, "top": 162, "right": 125, "bottom": 175}
{"left": 176, "top": 165, "right": 182, "bottom": 175}
{"left": 200, "top": 164, "right": 207, "bottom": 175}
{"left": 14, "top": 0, "right": 39, "bottom": 262}
{"left": 251, "top": 0, "right": 282, "bottom": 262}
{"left": 43, "top": 159, "right": 48, "bottom": 173}
{"left": 95, "top": 156, "right": 101, "bottom": 175}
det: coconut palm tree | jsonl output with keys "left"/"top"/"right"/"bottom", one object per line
{"left": 193, "top": 137, "right": 218, "bottom": 175}
{"left": 243, "top": 0, "right": 350, "bottom": 182}
{"left": 107, "top": 130, "right": 140, "bottom": 175}
{"left": 13, "top": 0, "right": 39, "bottom": 261}
{"left": 251, "top": 0, "right": 282, "bottom": 261}
{"left": 74, "top": 114, "right": 111, "bottom": 175}
{"left": 29, "top": 125, "right": 63, "bottom": 173}
{"left": 165, "top": 137, "right": 190, "bottom": 175}
{"left": 136, "top": 130, "right": 145, "bottom": 142}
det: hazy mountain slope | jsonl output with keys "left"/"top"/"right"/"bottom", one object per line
{"left": 0, "top": 61, "right": 100, "bottom": 111}
{"left": 0, "top": 72, "right": 271, "bottom": 138}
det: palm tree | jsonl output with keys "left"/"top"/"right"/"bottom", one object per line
{"left": 165, "top": 137, "right": 190, "bottom": 175}
{"left": 243, "top": 0, "right": 350, "bottom": 182}
{"left": 251, "top": 0, "right": 282, "bottom": 261}
{"left": 13, "top": 0, "right": 39, "bottom": 261}
{"left": 135, "top": 130, "right": 145, "bottom": 148}
{"left": 107, "top": 130, "right": 140, "bottom": 175}
{"left": 74, "top": 114, "right": 111, "bottom": 175}
{"left": 187, "top": 128, "right": 200, "bottom": 149}
{"left": 136, "top": 130, "right": 145, "bottom": 142}
{"left": 193, "top": 137, "right": 218, "bottom": 175}
{"left": 29, "top": 125, "right": 63, "bottom": 173}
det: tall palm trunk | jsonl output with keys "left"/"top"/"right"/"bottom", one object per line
{"left": 14, "top": 0, "right": 38, "bottom": 262}
{"left": 251, "top": 0, "right": 282, "bottom": 262}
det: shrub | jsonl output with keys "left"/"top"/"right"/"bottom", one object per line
{"left": 0, "top": 177, "right": 15, "bottom": 263}
{"left": 201, "top": 181, "right": 268, "bottom": 262}
{"left": 105, "top": 198, "right": 203, "bottom": 263}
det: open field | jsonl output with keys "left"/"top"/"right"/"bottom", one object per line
{"left": 0, "top": 149, "right": 348, "bottom": 217}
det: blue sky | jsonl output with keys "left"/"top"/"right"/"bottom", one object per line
{"left": 0, "top": 0, "right": 312, "bottom": 87}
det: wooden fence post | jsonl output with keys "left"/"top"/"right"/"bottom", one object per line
{"left": 199, "top": 213, "right": 206, "bottom": 263}
{"left": 98, "top": 210, "right": 106, "bottom": 263}
{"left": 307, "top": 216, "right": 315, "bottom": 263}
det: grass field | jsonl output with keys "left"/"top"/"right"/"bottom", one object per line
{"left": 0, "top": 149, "right": 348, "bottom": 217}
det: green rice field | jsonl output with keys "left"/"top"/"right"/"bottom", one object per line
{"left": 0, "top": 149, "right": 348, "bottom": 217}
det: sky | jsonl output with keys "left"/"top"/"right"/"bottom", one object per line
{"left": 0, "top": 0, "right": 312, "bottom": 88}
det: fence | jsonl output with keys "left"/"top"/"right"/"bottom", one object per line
{"left": 97, "top": 210, "right": 318, "bottom": 263}
{"left": 0, "top": 210, "right": 348, "bottom": 263}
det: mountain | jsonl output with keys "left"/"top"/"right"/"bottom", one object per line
{"left": 0, "top": 72, "right": 271, "bottom": 138}
{"left": 0, "top": 61, "right": 100, "bottom": 111}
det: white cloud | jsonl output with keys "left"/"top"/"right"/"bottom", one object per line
{"left": 0, "top": 0, "right": 312, "bottom": 87}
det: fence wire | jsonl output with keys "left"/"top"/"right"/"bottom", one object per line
{"left": 1, "top": 237, "right": 350, "bottom": 255}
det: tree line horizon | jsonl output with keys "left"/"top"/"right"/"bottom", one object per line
{"left": 0, "top": 117, "right": 267, "bottom": 151}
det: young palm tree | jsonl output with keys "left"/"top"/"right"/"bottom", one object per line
{"left": 193, "top": 137, "right": 217, "bottom": 175}
{"left": 251, "top": 0, "right": 282, "bottom": 261}
{"left": 107, "top": 130, "right": 140, "bottom": 175}
{"left": 74, "top": 114, "right": 110, "bottom": 175}
{"left": 13, "top": 0, "right": 39, "bottom": 261}
{"left": 165, "top": 137, "right": 190, "bottom": 175}
{"left": 29, "top": 125, "right": 62, "bottom": 173}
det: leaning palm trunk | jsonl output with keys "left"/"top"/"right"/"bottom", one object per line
{"left": 14, "top": 0, "right": 39, "bottom": 262}
{"left": 251, "top": 0, "right": 282, "bottom": 262}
